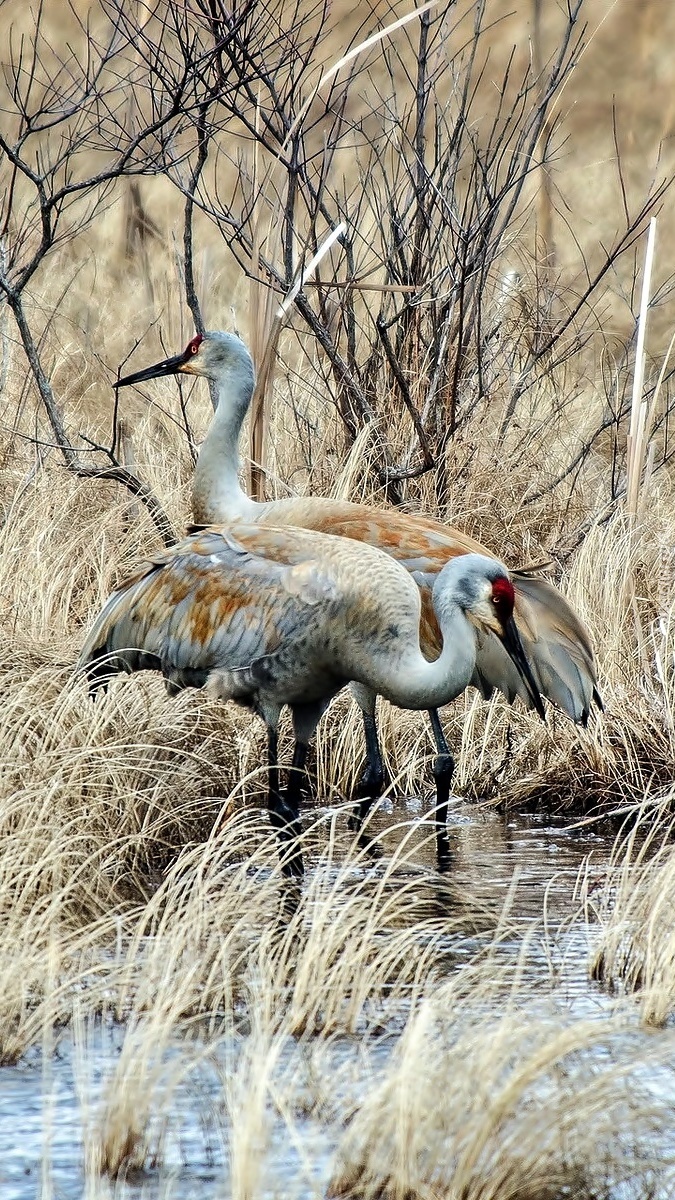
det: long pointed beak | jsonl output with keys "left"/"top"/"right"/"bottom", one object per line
{"left": 115, "top": 350, "right": 188, "bottom": 389}
{"left": 501, "top": 615, "right": 546, "bottom": 720}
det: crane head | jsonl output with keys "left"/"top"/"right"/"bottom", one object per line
{"left": 114, "top": 331, "right": 255, "bottom": 390}
{"left": 436, "top": 555, "right": 546, "bottom": 720}
{"left": 482, "top": 571, "right": 546, "bottom": 720}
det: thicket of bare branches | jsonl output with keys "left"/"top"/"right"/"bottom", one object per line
{"left": 0, "top": 0, "right": 214, "bottom": 542}
{"left": 131, "top": 0, "right": 675, "bottom": 520}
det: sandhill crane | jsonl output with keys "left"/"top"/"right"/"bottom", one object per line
{"left": 77, "top": 521, "right": 544, "bottom": 877}
{"left": 115, "top": 331, "right": 600, "bottom": 837}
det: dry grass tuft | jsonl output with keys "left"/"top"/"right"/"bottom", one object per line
{"left": 585, "top": 795, "right": 675, "bottom": 1027}
{"left": 327, "top": 966, "right": 674, "bottom": 1200}
{"left": 76, "top": 829, "right": 493, "bottom": 1181}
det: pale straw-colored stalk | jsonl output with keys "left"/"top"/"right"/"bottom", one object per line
{"left": 626, "top": 216, "right": 657, "bottom": 518}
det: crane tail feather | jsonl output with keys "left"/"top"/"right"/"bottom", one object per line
{"left": 512, "top": 575, "right": 600, "bottom": 722}
{"left": 469, "top": 575, "right": 600, "bottom": 723}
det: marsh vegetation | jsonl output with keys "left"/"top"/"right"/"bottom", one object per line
{"left": 2, "top": 0, "right": 675, "bottom": 1193}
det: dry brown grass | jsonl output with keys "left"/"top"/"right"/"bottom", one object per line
{"left": 327, "top": 989, "right": 673, "bottom": 1200}
{"left": 585, "top": 795, "right": 675, "bottom": 1027}
{"left": 2, "top": 346, "right": 674, "bottom": 1187}
{"left": 35, "top": 833, "right": 673, "bottom": 1195}
{"left": 2, "top": 0, "right": 675, "bottom": 1193}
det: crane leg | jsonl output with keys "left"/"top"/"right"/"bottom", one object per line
{"left": 348, "top": 710, "right": 385, "bottom": 852}
{"left": 282, "top": 740, "right": 307, "bottom": 878}
{"left": 428, "top": 708, "right": 453, "bottom": 872}
{"left": 266, "top": 728, "right": 304, "bottom": 879}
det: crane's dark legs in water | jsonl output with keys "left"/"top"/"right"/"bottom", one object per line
{"left": 349, "top": 710, "right": 385, "bottom": 851}
{"left": 428, "top": 707, "right": 453, "bottom": 871}
{"left": 351, "top": 704, "right": 453, "bottom": 871}
{"left": 284, "top": 741, "right": 307, "bottom": 878}
{"left": 266, "top": 728, "right": 304, "bottom": 879}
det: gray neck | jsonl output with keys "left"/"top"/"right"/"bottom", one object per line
{"left": 191, "top": 361, "right": 262, "bottom": 525}
{"left": 365, "top": 559, "right": 480, "bottom": 711}
{"left": 378, "top": 600, "right": 476, "bottom": 710}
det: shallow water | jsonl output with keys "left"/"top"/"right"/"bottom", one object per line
{"left": 2, "top": 799, "right": 674, "bottom": 1199}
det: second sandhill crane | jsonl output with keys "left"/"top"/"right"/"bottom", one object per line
{"left": 115, "top": 331, "right": 600, "bottom": 834}
{"left": 77, "top": 522, "right": 544, "bottom": 877}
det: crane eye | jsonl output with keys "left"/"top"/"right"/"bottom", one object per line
{"left": 189, "top": 333, "right": 203, "bottom": 355}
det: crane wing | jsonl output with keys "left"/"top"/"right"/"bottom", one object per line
{"left": 510, "top": 575, "right": 600, "bottom": 723}
{"left": 76, "top": 526, "right": 340, "bottom": 694}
